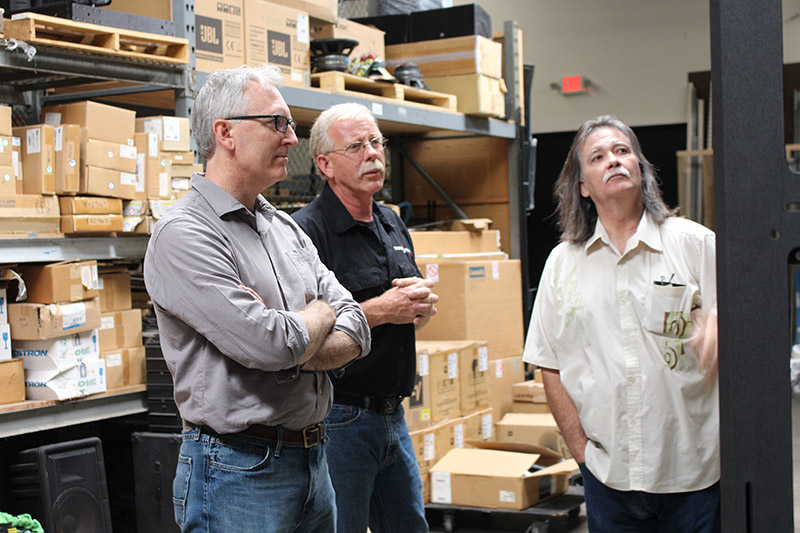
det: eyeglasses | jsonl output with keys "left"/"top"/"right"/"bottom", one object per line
{"left": 326, "top": 136, "right": 388, "bottom": 156}
{"left": 225, "top": 114, "right": 297, "bottom": 133}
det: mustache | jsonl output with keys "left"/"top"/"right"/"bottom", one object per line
{"left": 602, "top": 165, "right": 630, "bottom": 183}
{"left": 360, "top": 161, "right": 385, "bottom": 177}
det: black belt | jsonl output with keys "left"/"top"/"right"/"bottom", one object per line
{"left": 190, "top": 423, "right": 325, "bottom": 448}
{"left": 334, "top": 392, "right": 404, "bottom": 415}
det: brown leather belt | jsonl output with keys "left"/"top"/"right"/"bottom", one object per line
{"left": 191, "top": 423, "right": 325, "bottom": 448}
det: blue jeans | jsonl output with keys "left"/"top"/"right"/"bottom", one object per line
{"left": 579, "top": 462, "right": 721, "bottom": 533}
{"left": 173, "top": 427, "right": 336, "bottom": 532}
{"left": 325, "top": 403, "right": 428, "bottom": 533}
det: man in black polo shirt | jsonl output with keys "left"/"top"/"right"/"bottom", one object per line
{"left": 293, "top": 102, "right": 438, "bottom": 533}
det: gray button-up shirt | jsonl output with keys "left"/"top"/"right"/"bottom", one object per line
{"left": 144, "top": 174, "right": 370, "bottom": 433}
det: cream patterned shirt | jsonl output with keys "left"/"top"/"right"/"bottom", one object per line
{"left": 523, "top": 213, "right": 718, "bottom": 493}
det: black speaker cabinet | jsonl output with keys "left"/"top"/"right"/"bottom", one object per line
{"left": 130, "top": 432, "right": 181, "bottom": 533}
{"left": 9, "top": 437, "right": 113, "bottom": 533}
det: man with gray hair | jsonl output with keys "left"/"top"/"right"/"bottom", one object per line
{"left": 523, "top": 115, "right": 720, "bottom": 532}
{"left": 293, "top": 102, "right": 438, "bottom": 532}
{"left": 144, "top": 65, "right": 370, "bottom": 532}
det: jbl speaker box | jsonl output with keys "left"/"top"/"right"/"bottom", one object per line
{"left": 410, "top": 4, "right": 492, "bottom": 41}
{"left": 131, "top": 432, "right": 181, "bottom": 532}
{"left": 9, "top": 437, "right": 113, "bottom": 533}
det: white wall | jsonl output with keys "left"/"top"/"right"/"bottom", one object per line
{"left": 452, "top": 0, "right": 800, "bottom": 133}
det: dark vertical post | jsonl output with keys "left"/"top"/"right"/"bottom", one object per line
{"left": 710, "top": 1, "right": 797, "bottom": 530}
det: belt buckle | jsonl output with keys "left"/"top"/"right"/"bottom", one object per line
{"left": 302, "top": 424, "right": 320, "bottom": 448}
{"left": 382, "top": 397, "right": 400, "bottom": 414}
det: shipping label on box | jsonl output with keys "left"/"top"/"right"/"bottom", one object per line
{"left": 13, "top": 124, "right": 56, "bottom": 195}
{"left": 8, "top": 297, "right": 101, "bottom": 340}
{"left": 53, "top": 124, "right": 81, "bottom": 195}
{"left": 244, "top": 0, "right": 310, "bottom": 86}
{"left": 0, "top": 323, "right": 11, "bottom": 360}
{"left": 20, "top": 260, "right": 99, "bottom": 304}
{"left": 25, "top": 358, "right": 107, "bottom": 400}
{"left": 11, "top": 137, "right": 23, "bottom": 192}
{"left": 13, "top": 328, "right": 99, "bottom": 371}
{"left": 195, "top": 0, "right": 245, "bottom": 73}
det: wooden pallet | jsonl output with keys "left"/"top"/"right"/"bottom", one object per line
{"left": 311, "top": 71, "right": 457, "bottom": 112}
{"left": 5, "top": 12, "right": 189, "bottom": 65}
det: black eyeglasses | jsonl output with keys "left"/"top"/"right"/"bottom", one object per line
{"left": 325, "top": 136, "right": 388, "bottom": 156}
{"left": 225, "top": 114, "right": 297, "bottom": 133}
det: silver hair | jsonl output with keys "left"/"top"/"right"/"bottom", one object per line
{"left": 192, "top": 63, "right": 284, "bottom": 160}
{"left": 309, "top": 102, "right": 380, "bottom": 173}
{"left": 553, "top": 114, "right": 675, "bottom": 244}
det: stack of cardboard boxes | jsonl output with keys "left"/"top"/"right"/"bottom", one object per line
{"left": 136, "top": 115, "right": 197, "bottom": 202}
{"left": 9, "top": 260, "right": 106, "bottom": 400}
{"left": 0, "top": 277, "right": 24, "bottom": 406}
{"left": 97, "top": 267, "right": 146, "bottom": 391}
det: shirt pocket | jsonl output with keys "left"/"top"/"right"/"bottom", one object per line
{"left": 645, "top": 283, "right": 693, "bottom": 338}
{"left": 285, "top": 248, "right": 317, "bottom": 301}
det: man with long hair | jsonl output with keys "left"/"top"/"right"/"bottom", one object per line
{"left": 523, "top": 115, "right": 719, "bottom": 532}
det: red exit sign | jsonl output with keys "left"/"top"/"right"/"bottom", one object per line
{"left": 562, "top": 75, "right": 586, "bottom": 94}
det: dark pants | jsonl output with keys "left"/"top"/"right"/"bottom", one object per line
{"left": 579, "top": 463, "right": 721, "bottom": 533}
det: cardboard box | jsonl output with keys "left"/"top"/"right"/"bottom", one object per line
{"left": 102, "top": 345, "right": 145, "bottom": 389}
{"left": 0, "top": 105, "right": 11, "bottom": 136}
{"left": 311, "top": 18, "right": 385, "bottom": 63}
{"left": 0, "top": 166, "right": 14, "bottom": 194}
{"left": 410, "top": 426, "right": 438, "bottom": 471}
{"left": 59, "top": 196, "right": 123, "bottom": 215}
{"left": 149, "top": 199, "right": 178, "bottom": 219}
{"left": 53, "top": 124, "right": 81, "bottom": 195}
{"left": 489, "top": 354, "right": 525, "bottom": 420}
{"left": 411, "top": 230, "right": 501, "bottom": 257}
{"left": 81, "top": 165, "right": 138, "bottom": 200}
{"left": 136, "top": 116, "right": 191, "bottom": 152}
{"left": 11, "top": 137, "right": 23, "bottom": 193}
{"left": 416, "top": 259, "right": 524, "bottom": 360}
{"left": 160, "top": 151, "right": 195, "bottom": 164}
{"left": 24, "top": 358, "right": 107, "bottom": 400}
{"left": 386, "top": 35, "right": 502, "bottom": 78}
{"left": 425, "top": 74, "right": 507, "bottom": 118}
{"left": 511, "top": 380, "right": 547, "bottom": 403}
{"left": 122, "top": 216, "right": 153, "bottom": 235}
{"left": 463, "top": 407, "right": 494, "bottom": 442}
{"left": 42, "top": 101, "right": 136, "bottom": 145}
{"left": 402, "top": 344, "right": 432, "bottom": 431}
{"left": 82, "top": 137, "right": 138, "bottom": 173}
{"left": 0, "top": 358, "right": 25, "bottom": 405}
{"left": 0, "top": 135, "right": 12, "bottom": 167}
{"left": 20, "top": 260, "right": 99, "bottom": 304}
{"left": 134, "top": 133, "right": 170, "bottom": 199}
{"left": 421, "top": 339, "right": 490, "bottom": 415}
{"left": 0, "top": 194, "right": 61, "bottom": 235}
{"left": 496, "top": 413, "right": 571, "bottom": 458}
{"left": 430, "top": 447, "right": 574, "bottom": 509}
{"left": 170, "top": 164, "right": 204, "bottom": 178}
{"left": 13, "top": 329, "right": 99, "bottom": 371}
{"left": 0, "top": 323, "right": 10, "bottom": 360}
{"left": 98, "top": 271, "right": 132, "bottom": 312}
{"left": 416, "top": 341, "right": 461, "bottom": 424}
{"left": 8, "top": 297, "right": 102, "bottom": 340}
{"left": 122, "top": 199, "right": 148, "bottom": 217}
{"left": 511, "top": 401, "right": 551, "bottom": 414}
{"left": 99, "top": 308, "right": 143, "bottom": 351}
{"left": 195, "top": 0, "right": 245, "bottom": 73}
{"left": 271, "top": 0, "right": 336, "bottom": 22}
{"left": 61, "top": 214, "right": 125, "bottom": 234}
{"left": 433, "top": 418, "right": 462, "bottom": 460}
{"left": 244, "top": 0, "right": 310, "bottom": 87}
{"left": 13, "top": 125, "right": 56, "bottom": 195}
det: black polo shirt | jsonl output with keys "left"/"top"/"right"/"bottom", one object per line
{"left": 292, "top": 183, "right": 420, "bottom": 397}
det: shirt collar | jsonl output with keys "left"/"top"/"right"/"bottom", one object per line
{"left": 191, "top": 173, "right": 276, "bottom": 221}
{"left": 319, "top": 182, "right": 386, "bottom": 233}
{"left": 584, "top": 211, "right": 663, "bottom": 254}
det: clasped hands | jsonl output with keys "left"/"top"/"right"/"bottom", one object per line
{"left": 386, "top": 277, "right": 439, "bottom": 327}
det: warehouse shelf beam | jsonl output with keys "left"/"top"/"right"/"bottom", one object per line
{"left": 0, "top": 236, "right": 149, "bottom": 263}
{"left": 0, "top": 388, "right": 147, "bottom": 438}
